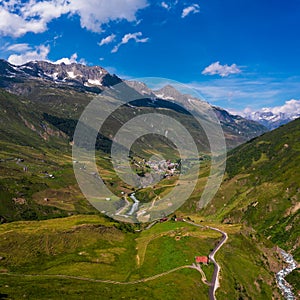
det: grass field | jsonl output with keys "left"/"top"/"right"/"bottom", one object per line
{"left": 215, "top": 232, "right": 281, "bottom": 299}
{"left": 0, "top": 215, "right": 223, "bottom": 299}
{"left": 0, "top": 215, "right": 284, "bottom": 299}
{"left": 0, "top": 269, "right": 207, "bottom": 300}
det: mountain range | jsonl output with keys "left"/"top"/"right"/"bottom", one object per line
{"left": 0, "top": 59, "right": 267, "bottom": 149}
{"left": 0, "top": 59, "right": 121, "bottom": 91}
{"left": 245, "top": 108, "right": 300, "bottom": 130}
{"left": 1, "top": 59, "right": 297, "bottom": 135}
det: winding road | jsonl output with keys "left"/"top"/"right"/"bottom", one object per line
{"left": 184, "top": 220, "right": 228, "bottom": 300}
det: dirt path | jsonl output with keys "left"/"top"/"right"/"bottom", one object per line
{"left": 191, "top": 263, "right": 211, "bottom": 286}
{"left": 2, "top": 265, "right": 197, "bottom": 285}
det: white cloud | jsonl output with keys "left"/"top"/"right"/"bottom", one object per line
{"left": 186, "top": 74, "right": 300, "bottom": 117}
{"left": 99, "top": 34, "right": 116, "bottom": 46}
{"left": 160, "top": 0, "right": 178, "bottom": 10}
{"left": 202, "top": 61, "right": 242, "bottom": 77}
{"left": 187, "top": 77, "right": 282, "bottom": 110}
{"left": 0, "top": 9, "right": 47, "bottom": 37}
{"left": 181, "top": 4, "right": 200, "bottom": 18}
{"left": 161, "top": 2, "right": 170, "bottom": 10}
{"left": 0, "top": 0, "right": 148, "bottom": 37}
{"left": 271, "top": 99, "right": 300, "bottom": 115}
{"left": 122, "top": 32, "right": 149, "bottom": 44}
{"left": 111, "top": 32, "right": 149, "bottom": 53}
{"left": 6, "top": 43, "right": 31, "bottom": 52}
{"left": 256, "top": 99, "right": 300, "bottom": 115}
{"left": 54, "top": 53, "right": 82, "bottom": 65}
{"left": 7, "top": 43, "right": 85, "bottom": 66}
{"left": 20, "top": 0, "right": 70, "bottom": 23}
{"left": 230, "top": 99, "right": 300, "bottom": 117}
{"left": 71, "top": 0, "right": 148, "bottom": 32}
{"left": 8, "top": 45, "right": 50, "bottom": 65}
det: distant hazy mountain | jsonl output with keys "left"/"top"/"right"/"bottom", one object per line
{"left": 245, "top": 106, "right": 300, "bottom": 130}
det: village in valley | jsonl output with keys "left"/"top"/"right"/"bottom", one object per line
{"left": 130, "top": 156, "right": 181, "bottom": 179}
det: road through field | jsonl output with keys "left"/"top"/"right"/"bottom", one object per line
{"left": 183, "top": 220, "right": 228, "bottom": 300}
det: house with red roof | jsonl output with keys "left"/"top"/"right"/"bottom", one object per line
{"left": 195, "top": 256, "right": 209, "bottom": 264}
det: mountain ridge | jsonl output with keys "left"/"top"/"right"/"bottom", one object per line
{"left": 244, "top": 107, "right": 300, "bottom": 130}
{"left": 0, "top": 59, "right": 122, "bottom": 94}
{"left": 0, "top": 59, "right": 267, "bottom": 149}
{"left": 2, "top": 58, "right": 299, "bottom": 134}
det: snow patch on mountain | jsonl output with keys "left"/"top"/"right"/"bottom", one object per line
{"left": 67, "top": 71, "right": 76, "bottom": 79}
{"left": 243, "top": 99, "right": 300, "bottom": 130}
{"left": 87, "top": 79, "right": 102, "bottom": 86}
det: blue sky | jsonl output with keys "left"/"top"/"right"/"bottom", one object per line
{"left": 1, "top": 0, "right": 300, "bottom": 114}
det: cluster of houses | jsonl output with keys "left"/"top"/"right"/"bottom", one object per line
{"left": 146, "top": 159, "right": 180, "bottom": 177}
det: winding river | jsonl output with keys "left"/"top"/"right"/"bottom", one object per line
{"left": 276, "top": 249, "right": 298, "bottom": 300}
{"left": 128, "top": 193, "right": 140, "bottom": 216}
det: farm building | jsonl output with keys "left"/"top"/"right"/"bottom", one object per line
{"left": 195, "top": 256, "right": 209, "bottom": 264}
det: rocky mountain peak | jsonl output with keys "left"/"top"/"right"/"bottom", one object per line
{"left": 245, "top": 109, "right": 300, "bottom": 130}
{"left": 125, "top": 80, "right": 155, "bottom": 97}
{"left": 153, "top": 84, "right": 184, "bottom": 100}
{"left": 21, "top": 60, "right": 109, "bottom": 85}
{"left": 0, "top": 59, "right": 122, "bottom": 89}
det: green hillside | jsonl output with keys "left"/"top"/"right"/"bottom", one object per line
{"left": 0, "top": 90, "right": 84, "bottom": 222}
{"left": 203, "top": 118, "right": 300, "bottom": 254}
{"left": 0, "top": 87, "right": 194, "bottom": 223}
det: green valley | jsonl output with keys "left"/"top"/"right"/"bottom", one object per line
{"left": 0, "top": 60, "right": 298, "bottom": 299}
